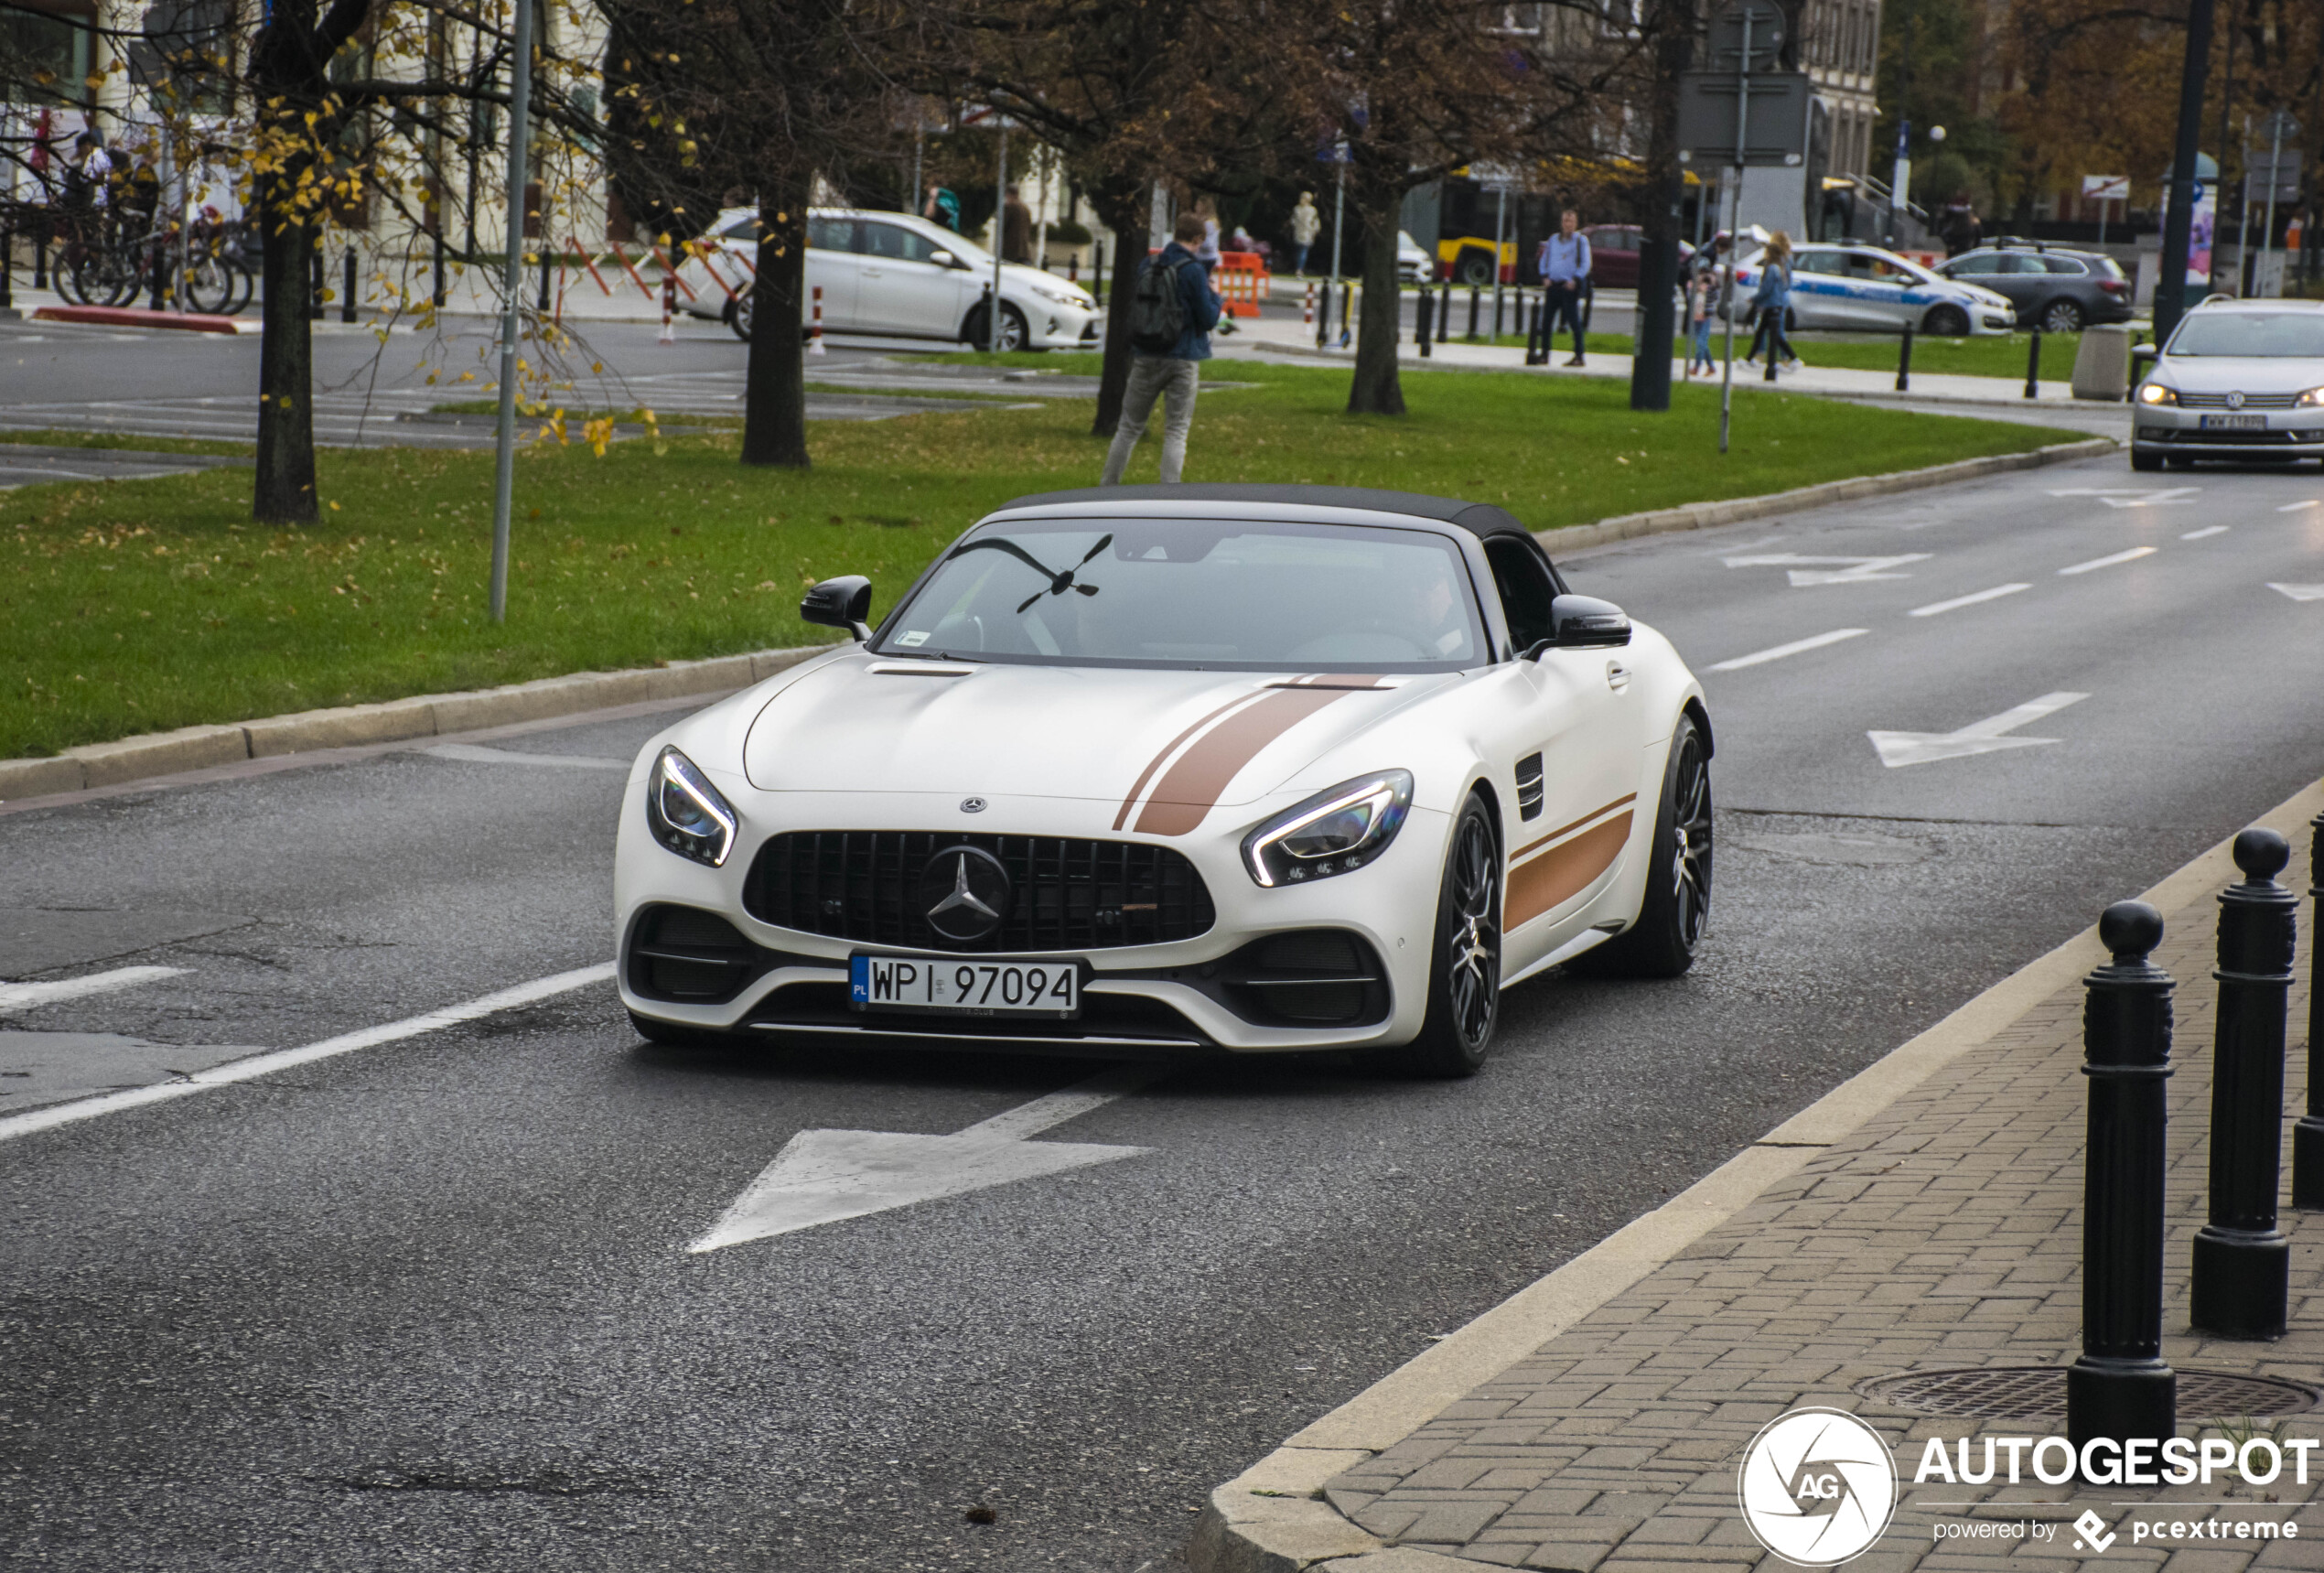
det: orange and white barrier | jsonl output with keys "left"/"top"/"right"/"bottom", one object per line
{"left": 808, "top": 286, "right": 825, "bottom": 355}
{"left": 1214, "top": 249, "right": 1269, "bottom": 318}
{"left": 658, "top": 275, "right": 676, "bottom": 343}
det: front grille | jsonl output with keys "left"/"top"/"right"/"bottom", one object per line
{"left": 743, "top": 832, "right": 1216, "bottom": 953}
{"left": 2177, "top": 390, "right": 2303, "bottom": 409}
{"left": 626, "top": 904, "right": 762, "bottom": 1003}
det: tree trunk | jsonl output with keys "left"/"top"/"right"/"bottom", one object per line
{"left": 1345, "top": 189, "right": 1405, "bottom": 416}
{"left": 1629, "top": 1, "right": 1693, "bottom": 413}
{"left": 740, "top": 192, "right": 809, "bottom": 469}
{"left": 1090, "top": 178, "right": 1149, "bottom": 437}
{"left": 253, "top": 159, "right": 319, "bottom": 525}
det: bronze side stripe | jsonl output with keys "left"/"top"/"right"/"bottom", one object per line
{"left": 1134, "top": 687, "right": 1352, "bottom": 836}
{"left": 1111, "top": 693, "right": 1267, "bottom": 832}
{"left": 1505, "top": 812, "right": 1632, "bottom": 929}
{"left": 1512, "top": 792, "right": 1638, "bottom": 862}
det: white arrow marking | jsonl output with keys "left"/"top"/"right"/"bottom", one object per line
{"left": 1706, "top": 628, "right": 1869, "bottom": 672}
{"left": 1867, "top": 691, "right": 2090, "bottom": 769}
{"left": 1909, "top": 583, "right": 2029, "bottom": 618}
{"left": 2059, "top": 545, "right": 2157, "bottom": 576}
{"left": 2046, "top": 487, "right": 2200, "bottom": 508}
{"left": 1723, "top": 553, "right": 1932, "bottom": 587}
{"left": 2181, "top": 525, "right": 2230, "bottom": 539}
{"left": 2268, "top": 583, "right": 2324, "bottom": 602}
{"left": 688, "top": 1064, "right": 1159, "bottom": 1252}
{"left": 0, "top": 965, "right": 186, "bottom": 1017}
{"left": 2278, "top": 500, "right": 2319, "bottom": 512}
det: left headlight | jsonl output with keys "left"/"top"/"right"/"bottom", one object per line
{"left": 2298, "top": 386, "right": 2324, "bottom": 407}
{"left": 1031, "top": 280, "right": 1091, "bottom": 309}
{"left": 646, "top": 746, "right": 738, "bottom": 867}
{"left": 2137, "top": 382, "right": 2179, "bottom": 405}
{"left": 1242, "top": 770, "right": 1414, "bottom": 889}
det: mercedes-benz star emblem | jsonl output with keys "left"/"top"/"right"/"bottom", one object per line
{"left": 920, "top": 846, "right": 1011, "bottom": 943}
{"left": 960, "top": 796, "right": 987, "bottom": 813}
{"left": 2228, "top": 390, "right": 2247, "bottom": 409}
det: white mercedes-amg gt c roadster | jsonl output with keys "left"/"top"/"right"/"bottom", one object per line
{"left": 616, "top": 484, "right": 1712, "bottom": 1076}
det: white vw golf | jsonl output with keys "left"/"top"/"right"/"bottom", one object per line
{"left": 616, "top": 486, "right": 1713, "bottom": 1076}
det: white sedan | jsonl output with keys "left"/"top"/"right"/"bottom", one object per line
{"left": 674, "top": 206, "right": 1101, "bottom": 350}
{"left": 1734, "top": 242, "right": 2017, "bottom": 337}
{"left": 615, "top": 485, "right": 1713, "bottom": 1077}
{"left": 2130, "top": 296, "right": 2324, "bottom": 470}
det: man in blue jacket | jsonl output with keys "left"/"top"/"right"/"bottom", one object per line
{"left": 1101, "top": 212, "right": 1222, "bottom": 485}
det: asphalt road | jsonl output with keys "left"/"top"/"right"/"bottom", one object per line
{"left": 3, "top": 455, "right": 2320, "bottom": 1572}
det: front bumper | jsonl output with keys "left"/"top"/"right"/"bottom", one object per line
{"left": 1028, "top": 300, "right": 1101, "bottom": 349}
{"left": 2131, "top": 409, "right": 2324, "bottom": 454}
{"left": 614, "top": 786, "right": 1447, "bottom": 1054}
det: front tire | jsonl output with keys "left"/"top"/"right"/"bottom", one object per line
{"left": 1389, "top": 794, "right": 1502, "bottom": 1078}
{"left": 729, "top": 294, "right": 753, "bottom": 342}
{"left": 1570, "top": 713, "right": 1712, "bottom": 978}
{"left": 1923, "top": 304, "right": 1969, "bottom": 338}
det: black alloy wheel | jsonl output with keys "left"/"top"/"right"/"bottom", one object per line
{"left": 730, "top": 293, "right": 754, "bottom": 342}
{"left": 1569, "top": 713, "right": 1713, "bottom": 979}
{"left": 1391, "top": 794, "right": 1502, "bottom": 1077}
{"left": 1923, "top": 304, "right": 1970, "bottom": 338}
{"left": 2041, "top": 298, "right": 2085, "bottom": 334}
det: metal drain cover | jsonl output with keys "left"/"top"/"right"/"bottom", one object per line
{"left": 1861, "top": 1367, "right": 2320, "bottom": 1424}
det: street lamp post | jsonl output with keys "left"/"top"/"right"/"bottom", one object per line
{"left": 2156, "top": 0, "right": 2217, "bottom": 349}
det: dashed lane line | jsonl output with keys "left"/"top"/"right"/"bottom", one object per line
{"left": 0, "top": 962, "right": 614, "bottom": 1145}
{"left": 2059, "top": 545, "right": 2158, "bottom": 576}
{"left": 2280, "top": 501, "right": 2320, "bottom": 512}
{"left": 0, "top": 965, "right": 187, "bottom": 1016}
{"left": 1705, "top": 629, "right": 1868, "bottom": 672}
{"left": 2181, "top": 525, "right": 2231, "bottom": 540}
{"left": 1908, "top": 583, "right": 2030, "bottom": 618}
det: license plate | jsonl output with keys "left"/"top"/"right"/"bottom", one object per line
{"left": 2200, "top": 414, "right": 2267, "bottom": 430}
{"left": 849, "top": 954, "right": 1081, "bottom": 1018}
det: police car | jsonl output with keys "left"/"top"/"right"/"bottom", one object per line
{"left": 1734, "top": 242, "right": 2017, "bottom": 338}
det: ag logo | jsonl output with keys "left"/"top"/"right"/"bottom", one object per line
{"left": 1737, "top": 1407, "right": 1897, "bottom": 1565}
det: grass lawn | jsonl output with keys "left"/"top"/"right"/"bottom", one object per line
{"left": 1, "top": 354, "right": 2082, "bottom": 760}
{"left": 1447, "top": 328, "right": 2092, "bottom": 381}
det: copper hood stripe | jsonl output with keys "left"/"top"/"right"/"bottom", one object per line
{"left": 1110, "top": 692, "right": 1269, "bottom": 832}
{"left": 1133, "top": 686, "right": 1354, "bottom": 836}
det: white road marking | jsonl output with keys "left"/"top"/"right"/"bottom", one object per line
{"left": 2279, "top": 501, "right": 2320, "bottom": 512}
{"left": 2268, "top": 583, "right": 2324, "bottom": 602}
{"left": 0, "top": 962, "right": 613, "bottom": 1144}
{"left": 1722, "top": 553, "right": 1931, "bottom": 587}
{"left": 0, "top": 965, "right": 187, "bottom": 1016}
{"left": 2181, "top": 525, "right": 2231, "bottom": 539}
{"left": 1867, "top": 691, "right": 2090, "bottom": 769}
{"left": 2059, "top": 546, "right": 2158, "bottom": 576}
{"left": 1908, "top": 583, "right": 2029, "bottom": 618}
{"left": 425, "top": 742, "right": 626, "bottom": 770}
{"left": 1706, "top": 629, "right": 1869, "bottom": 672}
{"left": 2046, "top": 487, "right": 2200, "bottom": 508}
{"left": 689, "top": 1064, "right": 1161, "bottom": 1252}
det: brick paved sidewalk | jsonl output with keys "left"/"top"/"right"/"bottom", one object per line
{"left": 1281, "top": 814, "right": 2321, "bottom": 1573}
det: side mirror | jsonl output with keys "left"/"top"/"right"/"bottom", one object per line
{"left": 801, "top": 575, "right": 874, "bottom": 641}
{"left": 1528, "top": 594, "right": 1631, "bottom": 657}
{"left": 928, "top": 249, "right": 957, "bottom": 269}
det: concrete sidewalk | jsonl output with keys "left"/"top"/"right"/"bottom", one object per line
{"left": 1195, "top": 785, "right": 2324, "bottom": 1573}
{"left": 1215, "top": 314, "right": 2100, "bottom": 410}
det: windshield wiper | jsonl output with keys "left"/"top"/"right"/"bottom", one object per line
{"left": 951, "top": 534, "right": 1113, "bottom": 613}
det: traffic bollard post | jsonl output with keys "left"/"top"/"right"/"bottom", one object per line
{"left": 1303, "top": 281, "right": 1314, "bottom": 329}
{"left": 657, "top": 274, "right": 676, "bottom": 343}
{"left": 1339, "top": 282, "right": 1352, "bottom": 349}
{"left": 2190, "top": 828, "right": 2298, "bottom": 1340}
{"left": 1467, "top": 285, "right": 1479, "bottom": 341}
{"left": 308, "top": 248, "right": 325, "bottom": 320}
{"left": 1896, "top": 324, "right": 1913, "bottom": 393}
{"left": 0, "top": 222, "right": 12, "bottom": 311}
{"left": 1314, "top": 282, "right": 1330, "bottom": 349}
{"left": 1416, "top": 288, "right": 1433, "bottom": 357}
{"left": 1526, "top": 298, "right": 1543, "bottom": 365}
{"left": 2068, "top": 900, "right": 2178, "bottom": 1452}
{"left": 342, "top": 245, "right": 357, "bottom": 324}
{"left": 1492, "top": 286, "right": 1504, "bottom": 340}
{"left": 2024, "top": 325, "right": 2043, "bottom": 399}
{"left": 808, "top": 285, "right": 825, "bottom": 356}
{"left": 32, "top": 231, "right": 47, "bottom": 290}
{"left": 2290, "top": 812, "right": 2324, "bottom": 1208}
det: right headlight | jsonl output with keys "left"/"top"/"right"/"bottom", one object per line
{"left": 1242, "top": 770, "right": 1414, "bottom": 889}
{"left": 2298, "top": 386, "right": 2324, "bottom": 407}
{"left": 2136, "top": 382, "right": 2179, "bottom": 405}
{"left": 646, "top": 746, "right": 738, "bottom": 867}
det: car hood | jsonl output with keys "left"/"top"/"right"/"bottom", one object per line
{"left": 740, "top": 654, "right": 1455, "bottom": 831}
{"left": 2157, "top": 357, "right": 2324, "bottom": 395}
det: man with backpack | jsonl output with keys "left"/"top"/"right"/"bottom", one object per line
{"left": 1100, "top": 211, "right": 1222, "bottom": 486}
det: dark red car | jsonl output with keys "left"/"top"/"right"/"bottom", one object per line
{"left": 1581, "top": 225, "right": 1642, "bottom": 288}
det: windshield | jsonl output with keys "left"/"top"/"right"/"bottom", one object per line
{"left": 2167, "top": 312, "right": 2324, "bottom": 358}
{"left": 877, "top": 519, "right": 1489, "bottom": 672}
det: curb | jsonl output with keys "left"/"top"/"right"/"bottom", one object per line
{"left": 1186, "top": 770, "right": 2324, "bottom": 1573}
{"left": 1535, "top": 436, "right": 2116, "bottom": 555}
{"left": 0, "top": 645, "right": 827, "bottom": 803}
{"left": 30, "top": 305, "right": 248, "bottom": 335}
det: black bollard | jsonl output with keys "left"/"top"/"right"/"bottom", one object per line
{"left": 343, "top": 245, "right": 359, "bottom": 323}
{"left": 0, "top": 221, "right": 12, "bottom": 311}
{"left": 308, "top": 246, "right": 325, "bottom": 320}
{"left": 33, "top": 230, "right": 48, "bottom": 290}
{"left": 2190, "top": 828, "right": 2298, "bottom": 1340}
{"left": 1339, "top": 281, "right": 1351, "bottom": 348}
{"left": 1467, "top": 285, "right": 1479, "bottom": 341}
{"left": 1526, "top": 298, "right": 1543, "bottom": 364}
{"left": 2069, "top": 901, "right": 2178, "bottom": 1452}
{"left": 1896, "top": 323, "right": 1913, "bottom": 393}
{"left": 1437, "top": 284, "right": 1452, "bottom": 345}
{"left": 1492, "top": 285, "right": 1504, "bottom": 340}
{"left": 1416, "top": 288, "right": 1433, "bottom": 358}
{"left": 2290, "top": 812, "right": 2324, "bottom": 1208}
{"left": 2025, "top": 325, "right": 2043, "bottom": 399}
{"left": 1315, "top": 280, "right": 1330, "bottom": 349}
{"left": 148, "top": 235, "right": 166, "bottom": 310}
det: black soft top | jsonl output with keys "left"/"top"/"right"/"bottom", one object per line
{"left": 993, "top": 484, "right": 1535, "bottom": 543}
